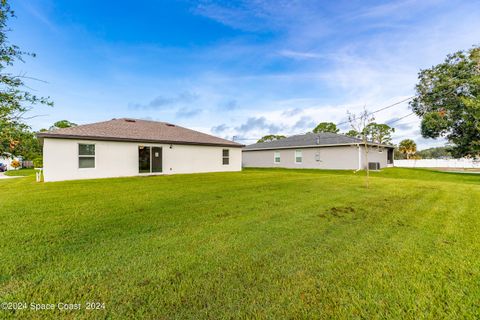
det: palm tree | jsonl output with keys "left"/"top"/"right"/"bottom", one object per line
{"left": 398, "top": 139, "right": 417, "bottom": 159}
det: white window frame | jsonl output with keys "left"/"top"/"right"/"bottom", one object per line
{"left": 222, "top": 149, "right": 230, "bottom": 165}
{"left": 78, "top": 143, "right": 95, "bottom": 169}
{"left": 295, "top": 150, "right": 302, "bottom": 164}
{"left": 274, "top": 151, "right": 280, "bottom": 164}
{"left": 138, "top": 145, "right": 164, "bottom": 174}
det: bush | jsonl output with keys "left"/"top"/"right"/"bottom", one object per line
{"left": 33, "top": 157, "right": 43, "bottom": 168}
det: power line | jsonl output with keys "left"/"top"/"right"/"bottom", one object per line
{"left": 337, "top": 73, "right": 475, "bottom": 127}
{"left": 386, "top": 112, "right": 416, "bottom": 125}
{"left": 233, "top": 97, "right": 416, "bottom": 143}
{"left": 336, "top": 96, "right": 413, "bottom": 126}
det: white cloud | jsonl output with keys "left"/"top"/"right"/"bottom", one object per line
{"left": 278, "top": 50, "right": 324, "bottom": 60}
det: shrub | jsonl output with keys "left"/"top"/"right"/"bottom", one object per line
{"left": 33, "top": 157, "right": 43, "bottom": 168}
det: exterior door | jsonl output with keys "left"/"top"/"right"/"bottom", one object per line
{"left": 152, "top": 147, "right": 162, "bottom": 173}
{"left": 387, "top": 148, "right": 394, "bottom": 164}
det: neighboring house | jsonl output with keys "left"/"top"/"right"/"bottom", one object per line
{"left": 37, "top": 118, "right": 243, "bottom": 182}
{"left": 242, "top": 132, "right": 394, "bottom": 170}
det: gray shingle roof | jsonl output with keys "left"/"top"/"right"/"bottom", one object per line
{"left": 243, "top": 132, "right": 391, "bottom": 150}
{"left": 37, "top": 118, "right": 243, "bottom": 147}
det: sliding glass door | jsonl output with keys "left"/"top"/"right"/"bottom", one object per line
{"left": 138, "top": 146, "right": 151, "bottom": 173}
{"left": 138, "top": 146, "right": 163, "bottom": 173}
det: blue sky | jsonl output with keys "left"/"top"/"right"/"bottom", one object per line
{"left": 9, "top": 0, "right": 480, "bottom": 148}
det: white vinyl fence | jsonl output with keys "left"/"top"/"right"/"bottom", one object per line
{"left": 394, "top": 159, "right": 480, "bottom": 168}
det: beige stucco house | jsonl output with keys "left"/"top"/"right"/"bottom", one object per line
{"left": 242, "top": 132, "right": 394, "bottom": 170}
{"left": 37, "top": 118, "right": 243, "bottom": 182}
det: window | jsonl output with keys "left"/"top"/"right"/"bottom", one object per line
{"left": 222, "top": 149, "right": 229, "bottom": 165}
{"left": 295, "top": 150, "right": 302, "bottom": 164}
{"left": 79, "top": 144, "right": 95, "bottom": 168}
{"left": 274, "top": 151, "right": 280, "bottom": 163}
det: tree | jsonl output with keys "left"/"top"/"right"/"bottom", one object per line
{"left": 7, "top": 128, "right": 41, "bottom": 160}
{"left": 49, "top": 120, "right": 77, "bottom": 130}
{"left": 257, "top": 134, "right": 286, "bottom": 143}
{"left": 347, "top": 108, "right": 375, "bottom": 188}
{"left": 410, "top": 46, "right": 480, "bottom": 158}
{"left": 363, "top": 123, "right": 395, "bottom": 145}
{"left": 394, "top": 148, "right": 405, "bottom": 160}
{"left": 312, "top": 122, "right": 339, "bottom": 134}
{"left": 398, "top": 139, "right": 417, "bottom": 159}
{"left": 345, "top": 129, "right": 359, "bottom": 138}
{"left": 0, "top": 125, "right": 41, "bottom": 160}
{"left": 417, "top": 146, "right": 451, "bottom": 159}
{"left": 0, "top": 1, "right": 52, "bottom": 157}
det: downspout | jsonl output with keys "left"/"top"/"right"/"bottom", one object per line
{"left": 355, "top": 143, "right": 362, "bottom": 172}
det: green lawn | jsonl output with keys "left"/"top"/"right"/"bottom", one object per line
{"left": 4, "top": 168, "right": 36, "bottom": 177}
{"left": 1, "top": 168, "right": 479, "bottom": 319}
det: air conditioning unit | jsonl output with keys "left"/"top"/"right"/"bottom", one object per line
{"left": 368, "top": 162, "right": 381, "bottom": 170}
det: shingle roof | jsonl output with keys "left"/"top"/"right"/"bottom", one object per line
{"left": 37, "top": 118, "right": 243, "bottom": 147}
{"left": 243, "top": 132, "right": 392, "bottom": 151}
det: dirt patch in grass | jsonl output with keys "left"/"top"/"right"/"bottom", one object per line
{"left": 319, "top": 206, "right": 356, "bottom": 218}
